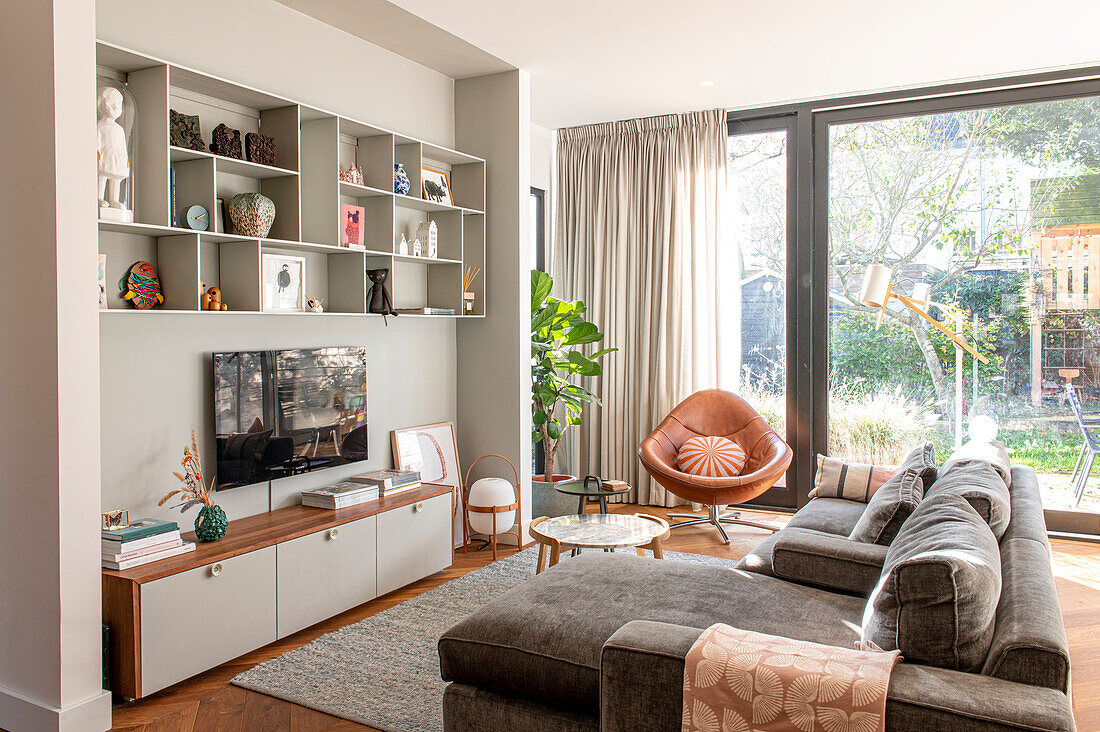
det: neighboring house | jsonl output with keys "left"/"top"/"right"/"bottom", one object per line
{"left": 740, "top": 268, "right": 784, "bottom": 385}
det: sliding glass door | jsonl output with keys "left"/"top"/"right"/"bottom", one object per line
{"left": 727, "top": 118, "right": 798, "bottom": 507}
{"left": 819, "top": 89, "right": 1100, "bottom": 531}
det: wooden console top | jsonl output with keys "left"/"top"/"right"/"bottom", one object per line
{"left": 103, "top": 483, "right": 453, "bottom": 584}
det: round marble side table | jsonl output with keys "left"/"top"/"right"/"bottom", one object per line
{"left": 528, "top": 513, "right": 670, "bottom": 574}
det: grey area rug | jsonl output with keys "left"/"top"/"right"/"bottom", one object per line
{"left": 231, "top": 546, "right": 737, "bottom": 732}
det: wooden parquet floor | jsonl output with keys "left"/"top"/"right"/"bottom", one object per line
{"left": 110, "top": 504, "right": 1100, "bottom": 731}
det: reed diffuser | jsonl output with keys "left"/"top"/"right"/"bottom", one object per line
{"left": 462, "top": 266, "right": 480, "bottom": 314}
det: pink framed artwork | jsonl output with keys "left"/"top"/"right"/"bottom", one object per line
{"left": 341, "top": 203, "right": 365, "bottom": 248}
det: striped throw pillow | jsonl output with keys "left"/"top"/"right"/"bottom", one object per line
{"left": 677, "top": 436, "right": 747, "bottom": 477}
{"left": 809, "top": 455, "right": 897, "bottom": 502}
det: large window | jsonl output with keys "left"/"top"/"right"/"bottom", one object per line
{"left": 826, "top": 98, "right": 1100, "bottom": 515}
{"left": 725, "top": 68, "right": 1100, "bottom": 529}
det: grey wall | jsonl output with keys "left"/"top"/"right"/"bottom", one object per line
{"left": 0, "top": 0, "right": 112, "bottom": 729}
{"left": 100, "top": 316, "right": 456, "bottom": 521}
{"left": 97, "top": 0, "right": 461, "bottom": 524}
{"left": 456, "top": 71, "right": 533, "bottom": 539}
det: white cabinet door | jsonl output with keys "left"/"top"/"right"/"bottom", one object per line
{"left": 140, "top": 547, "right": 276, "bottom": 695}
{"left": 276, "top": 516, "right": 377, "bottom": 638}
{"left": 377, "top": 493, "right": 452, "bottom": 596}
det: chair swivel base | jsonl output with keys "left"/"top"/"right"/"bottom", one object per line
{"left": 668, "top": 504, "right": 779, "bottom": 545}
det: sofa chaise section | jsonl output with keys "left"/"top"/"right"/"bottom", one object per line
{"left": 438, "top": 552, "right": 865, "bottom": 717}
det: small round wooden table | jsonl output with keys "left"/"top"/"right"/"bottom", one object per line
{"left": 529, "top": 513, "right": 670, "bottom": 574}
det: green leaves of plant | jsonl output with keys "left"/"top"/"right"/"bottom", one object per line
{"left": 530, "top": 269, "right": 617, "bottom": 458}
{"left": 567, "top": 350, "right": 601, "bottom": 376}
{"left": 562, "top": 321, "right": 602, "bottom": 344}
{"left": 531, "top": 270, "right": 553, "bottom": 313}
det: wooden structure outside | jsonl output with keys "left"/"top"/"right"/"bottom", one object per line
{"left": 1038, "top": 230, "right": 1100, "bottom": 310}
{"left": 1031, "top": 227, "right": 1100, "bottom": 403}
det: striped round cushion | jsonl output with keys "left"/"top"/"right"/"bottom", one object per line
{"left": 677, "top": 435, "right": 747, "bottom": 477}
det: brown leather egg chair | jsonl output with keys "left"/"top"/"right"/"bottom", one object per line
{"left": 638, "top": 388, "right": 793, "bottom": 544}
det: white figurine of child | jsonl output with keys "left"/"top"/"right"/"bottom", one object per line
{"left": 97, "top": 86, "right": 132, "bottom": 221}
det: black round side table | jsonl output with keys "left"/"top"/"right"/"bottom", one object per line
{"left": 553, "top": 476, "right": 630, "bottom": 514}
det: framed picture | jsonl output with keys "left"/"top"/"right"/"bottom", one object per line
{"left": 341, "top": 203, "right": 366, "bottom": 248}
{"left": 215, "top": 198, "right": 226, "bottom": 233}
{"left": 392, "top": 421, "right": 462, "bottom": 544}
{"left": 262, "top": 253, "right": 306, "bottom": 312}
{"left": 421, "top": 167, "right": 453, "bottom": 206}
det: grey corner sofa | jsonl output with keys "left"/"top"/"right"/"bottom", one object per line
{"left": 437, "top": 465, "right": 1074, "bottom": 731}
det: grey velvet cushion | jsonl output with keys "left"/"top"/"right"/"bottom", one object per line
{"left": 848, "top": 468, "right": 924, "bottom": 545}
{"left": 899, "top": 441, "right": 939, "bottom": 489}
{"left": 863, "top": 493, "right": 1001, "bottom": 671}
{"left": 438, "top": 552, "right": 865, "bottom": 715}
{"left": 737, "top": 497, "right": 866, "bottom": 578}
{"left": 771, "top": 527, "right": 888, "bottom": 595}
{"left": 925, "top": 459, "right": 1012, "bottom": 539}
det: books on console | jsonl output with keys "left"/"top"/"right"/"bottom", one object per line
{"left": 102, "top": 517, "right": 193, "bottom": 569}
{"left": 102, "top": 541, "right": 196, "bottom": 570}
{"left": 302, "top": 481, "right": 380, "bottom": 509}
{"left": 349, "top": 469, "right": 421, "bottom": 495}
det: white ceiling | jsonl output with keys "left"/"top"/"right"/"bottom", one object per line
{"left": 286, "top": 0, "right": 1100, "bottom": 130}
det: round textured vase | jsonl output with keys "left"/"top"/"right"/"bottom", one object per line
{"left": 393, "top": 163, "right": 411, "bottom": 195}
{"left": 228, "top": 192, "right": 276, "bottom": 238}
{"left": 194, "top": 504, "right": 228, "bottom": 542}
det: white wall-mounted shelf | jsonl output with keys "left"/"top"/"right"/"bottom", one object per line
{"left": 96, "top": 40, "right": 487, "bottom": 319}
{"left": 169, "top": 146, "right": 299, "bottom": 178}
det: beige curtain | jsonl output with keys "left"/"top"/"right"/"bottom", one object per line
{"left": 554, "top": 109, "right": 728, "bottom": 507}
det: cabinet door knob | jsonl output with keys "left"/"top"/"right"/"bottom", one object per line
{"left": 210, "top": 563, "right": 223, "bottom": 577}
{"left": 414, "top": 502, "right": 424, "bottom": 513}
{"left": 329, "top": 528, "right": 339, "bottom": 540}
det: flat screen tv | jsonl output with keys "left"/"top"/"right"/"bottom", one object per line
{"left": 212, "top": 347, "right": 367, "bottom": 489}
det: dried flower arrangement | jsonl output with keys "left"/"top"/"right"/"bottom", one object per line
{"left": 159, "top": 429, "right": 228, "bottom": 541}
{"left": 159, "top": 429, "right": 214, "bottom": 512}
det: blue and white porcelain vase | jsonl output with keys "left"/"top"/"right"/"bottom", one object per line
{"left": 393, "top": 164, "right": 411, "bottom": 195}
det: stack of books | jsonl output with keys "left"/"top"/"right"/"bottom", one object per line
{"left": 350, "top": 469, "right": 422, "bottom": 496}
{"left": 102, "top": 518, "right": 195, "bottom": 570}
{"left": 302, "top": 481, "right": 379, "bottom": 509}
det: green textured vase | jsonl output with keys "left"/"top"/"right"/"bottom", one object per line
{"left": 194, "top": 505, "right": 228, "bottom": 542}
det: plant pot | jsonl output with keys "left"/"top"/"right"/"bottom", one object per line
{"left": 194, "top": 504, "right": 228, "bottom": 542}
{"left": 531, "top": 474, "right": 578, "bottom": 518}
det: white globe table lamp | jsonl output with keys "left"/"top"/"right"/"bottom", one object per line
{"left": 463, "top": 454, "right": 521, "bottom": 560}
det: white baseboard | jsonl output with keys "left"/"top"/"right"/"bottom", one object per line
{"left": 0, "top": 685, "right": 111, "bottom": 732}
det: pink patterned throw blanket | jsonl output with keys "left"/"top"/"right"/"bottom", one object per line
{"left": 682, "top": 624, "right": 901, "bottom": 732}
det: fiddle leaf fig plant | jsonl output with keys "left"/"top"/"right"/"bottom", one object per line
{"left": 531, "top": 270, "right": 616, "bottom": 482}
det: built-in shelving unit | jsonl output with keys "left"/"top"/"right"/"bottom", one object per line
{"left": 96, "top": 41, "right": 486, "bottom": 318}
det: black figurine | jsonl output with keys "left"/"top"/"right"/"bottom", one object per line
{"left": 367, "top": 268, "right": 398, "bottom": 318}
